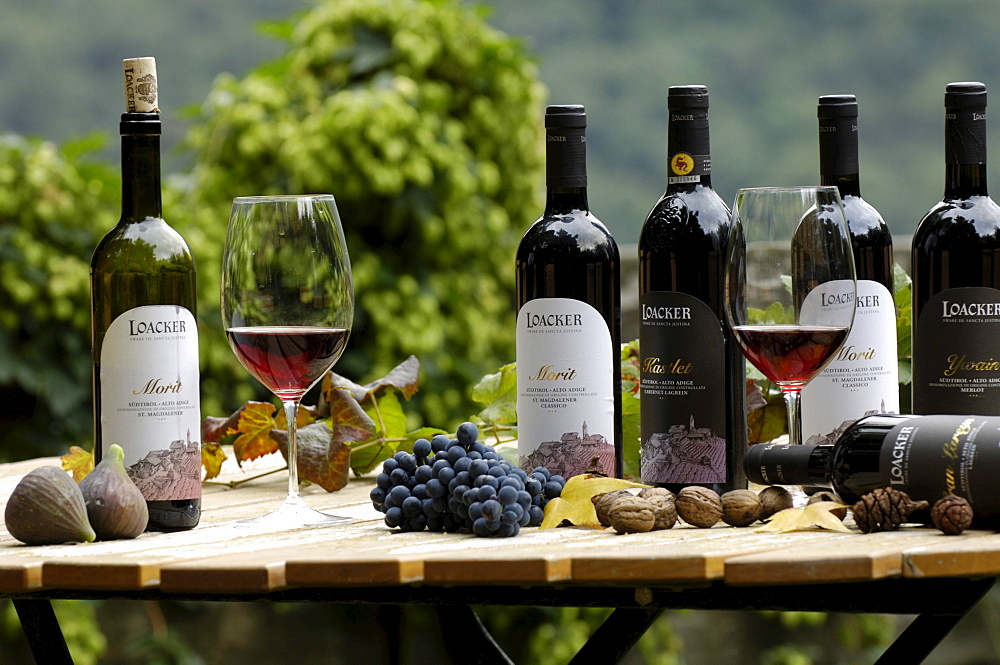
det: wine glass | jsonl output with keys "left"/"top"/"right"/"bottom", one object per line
{"left": 724, "top": 186, "right": 856, "bottom": 446}
{"left": 221, "top": 195, "right": 354, "bottom": 526}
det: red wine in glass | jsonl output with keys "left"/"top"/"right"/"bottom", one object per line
{"left": 226, "top": 326, "right": 350, "bottom": 401}
{"left": 731, "top": 324, "right": 849, "bottom": 391}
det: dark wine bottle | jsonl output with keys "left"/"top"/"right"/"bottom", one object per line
{"left": 515, "top": 104, "right": 622, "bottom": 479}
{"left": 912, "top": 82, "right": 1000, "bottom": 415}
{"left": 637, "top": 85, "right": 746, "bottom": 493}
{"left": 90, "top": 58, "right": 201, "bottom": 531}
{"left": 746, "top": 413, "right": 1000, "bottom": 522}
{"left": 800, "top": 94, "right": 899, "bottom": 444}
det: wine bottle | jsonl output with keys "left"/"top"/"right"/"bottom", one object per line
{"left": 800, "top": 94, "right": 899, "bottom": 444}
{"left": 912, "top": 82, "right": 1000, "bottom": 414}
{"left": 515, "top": 104, "right": 622, "bottom": 479}
{"left": 637, "top": 85, "right": 746, "bottom": 493}
{"left": 90, "top": 58, "right": 201, "bottom": 531}
{"left": 746, "top": 413, "right": 1000, "bottom": 522}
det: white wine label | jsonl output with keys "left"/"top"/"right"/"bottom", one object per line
{"left": 914, "top": 287, "right": 1000, "bottom": 414}
{"left": 100, "top": 305, "right": 201, "bottom": 501}
{"left": 639, "top": 291, "right": 727, "bottom": 484}
{"left": 516, "top": 298, "right": 615, "bottom": 478}
{"left": 802, "top": 280, "right": 899, "bottom": 444}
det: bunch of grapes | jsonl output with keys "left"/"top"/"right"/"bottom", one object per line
{"left": 369, "top": 422, "right": 566, "bottom": 537}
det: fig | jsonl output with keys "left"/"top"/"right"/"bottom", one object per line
{"left": 79, "top": 444, "right": 148, "bottom": 540}
{"left": 4, "top": 466, "right": 96, "bottom": 545}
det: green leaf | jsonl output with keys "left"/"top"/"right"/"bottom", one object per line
{"left": 365, "top": 390, "right": 407, "bottom": 439}
{"left": 471, "top": 362, "right": 517, "bottom": 425}
{"left": 621, "top": 391, "right": 641, "bottom": 480}
{"left": 748, "top": 301, "right": 795, "bottom": 325}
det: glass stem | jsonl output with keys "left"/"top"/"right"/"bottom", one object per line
{"left": 283, "top": 399, "right": 300, "bottom": 500}
{"left": 783, "top": 390, "right": 802, "bottom": 446}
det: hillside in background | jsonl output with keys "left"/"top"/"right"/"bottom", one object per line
{"left": 3, "top": 0, "right": 1000, "bottom": 244}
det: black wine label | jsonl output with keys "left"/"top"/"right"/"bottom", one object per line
{"left": 639, "top": 291, "right": 727, "bottom": 483}
{"left": 818, "top": 116, "right": 859, "bottom": 177}
{"left": 880, "top": 415, "right": 1000, "bottom": 514}
{"left": 913, "top": 287, "right": 1000, "bottom": 414}
{"left": 945, "top": 107, "right": 987, "bottom": 165}
{"left": 667, "top": 109, "right": 711, "bottom": 184}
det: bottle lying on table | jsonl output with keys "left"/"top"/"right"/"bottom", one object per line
{"left": 745, "top": 413, "right": 1000, "bottom": 523}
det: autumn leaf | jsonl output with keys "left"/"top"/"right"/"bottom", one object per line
{"left": 203, "top": 413, "right": 239, "bottom": 444}
{"left": 274, "top": 404, "right": 316, "bottom": 430}
{"left": 273, "top": 423, "right": 352, "bottom": 492}
{"left": 201, "top": 443, "right": 228, "bottom": 480}
{"left": 363, "top": 390, "right": 407, "bottom": 439}
{"left": 231, "top": 401, "right": 280, "bottom": 465}
{"left": 321, "top": 356, "right": 420, "bottom": 406}
{"left": 471, "top": 362, "right": 517, "bottom": 425}
{"left": 61, "top": 446, "right": 94, "bottom": 482}
{"left": 755, "top": 502, "right": 853, "bottom": 534}
{"left": 540, "top": 475, "right": 649, "bottom": 529}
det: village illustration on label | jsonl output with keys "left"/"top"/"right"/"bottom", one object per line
{"left": 127, "top": 430, "right": 202, "bottom": 501}
{"left": 641, "top": 415, "right": 726, "bottom": 484}
{"left": 521, "top": 421, "right": 616, "bottom": 478}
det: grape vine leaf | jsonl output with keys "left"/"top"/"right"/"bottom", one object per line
{"left": 273, "top": 423, "right": 352, "bottom": 492}
{"left": 322, "top": 355, "right": 420, "bottom": 404}
{"left": 202, "top": 414, "right": 238, "bottom": 444}
{"left": 201, "top": 443, "right": 227, "bottom": 480}
{"left": 362, "top": 390, "right": 408, "bottom": 440}
{"left": 470, "top": 362, "right": 517, "bottom": 425}
{"left": 540, "top": 475, "right": 649, "bottom": 529}
{"left": 274, "top": 404, "right": 317, "bottom": 430}
{"left": 230, "top": 401, "right": 281, "bottom": 464}
{"left": 60, "top": 446, "right": 94, "bottom": 482}
{"left": 755, "top": 502, "right": 853, "bottom": 533}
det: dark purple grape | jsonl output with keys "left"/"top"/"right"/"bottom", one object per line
{"left": 456, "top": 422, "right": 479, "bottom": 445}
{"left": 384, "top": 506, "right": 403, "bottom": 528}
{"left": 413, "top": 438, "right": 432, "bottom": 459}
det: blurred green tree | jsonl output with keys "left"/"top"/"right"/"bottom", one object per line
{"left": 0, "top": 135, "right": 116, "bottom": 459}
{"left": 181, "top": 0, "right": 545, "bottom": 426}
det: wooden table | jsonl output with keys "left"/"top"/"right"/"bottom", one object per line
{"left": 1, "top": 454, "right": 997, "bottom": 665}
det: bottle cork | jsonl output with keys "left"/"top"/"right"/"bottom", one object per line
{"left": 123, "top": 57, "right": 159, "bottom": 113}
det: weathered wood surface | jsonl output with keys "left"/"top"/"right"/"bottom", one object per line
{"left": 1, "top": 454, "right": 998, "bottom": 598}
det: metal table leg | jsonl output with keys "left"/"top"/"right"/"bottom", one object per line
{"left": 874, "top": 577, "right": 995, "bottom": 665}
{"left": 12, "top": 598, "right": 74, "bottom": 665}
{"left": 568, "top": 608, "right": 665, "bottom": 665}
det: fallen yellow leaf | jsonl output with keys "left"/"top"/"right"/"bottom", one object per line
{"left": 540, "top": 475, "right": 649, "bottom": 529}
{"left": 755, "top": 501, "right": 853, "bottom": 534}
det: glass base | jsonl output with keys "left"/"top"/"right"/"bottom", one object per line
{"left": 235, "top": 494, "right": 351, "bottom": 528}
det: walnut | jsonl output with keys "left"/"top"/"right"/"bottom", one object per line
{"left": 931, "top": 495, "right": 974, "bottom": 535}
{"left": 607, "top": 496, "right": 656, "bottom": 534}
{"left": 852, "top": 487, "right": 929, "bottom": 533}
{"left": 592, "top": 490, "right": 633, "bottom": 528}
{"left": 721, "top": 489, "right": 761, "bottom": 527}
{"left": 639, "top": 488, "right": 677, "bottom": 529}
{"left": 806, "top": 491, "right": 847, "bottom": 520}
{"left": 758, "top": 485, "right": 794, "bottom": 519}
{"left": 675, "top": 486, "right": 722, "bottom": 528}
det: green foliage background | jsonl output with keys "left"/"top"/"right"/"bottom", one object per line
{"left": 0, "top": 0, "right": 543, "bottom": 459}
{"left": 182, "top": 0, "right": 544, "bottom": 426}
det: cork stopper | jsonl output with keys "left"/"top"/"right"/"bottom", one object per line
{"left": 122, "top": 57, "right": 159, "bottom": 113}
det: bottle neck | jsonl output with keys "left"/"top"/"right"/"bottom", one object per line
{"left": 545, "top": 123, "right": 587, "bottom": 213}
{"left": 819, "top": 115, "right": 861, "bottom": 198}
{"left": 666, "top": 107, "right": 713, "bottom": 192}
{"left": 744, "top": 442, "right": 833, "bottom": 488}
{"left": 944, "top": 106, "right": 988, "bottom": 199}
{"left": 120, "top": 114, "right": 162, "bottom": 222}
{"left": 545, "top": 187, "right": 589, "bottom": 215}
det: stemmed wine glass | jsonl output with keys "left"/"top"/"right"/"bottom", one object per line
{"left": 724, "top": 186, "right": 856, "bottom": 446}
{"left": 221, "top": 195, "right": 354, "bottom": 526}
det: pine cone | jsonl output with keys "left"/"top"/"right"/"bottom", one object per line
{"left": 931, "top": 495, "right": 974, "bottom": 535}
{"left": 852, "top": 488, "right": 929, "bottom": 533}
